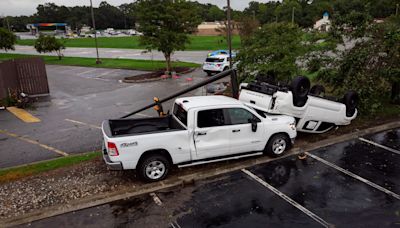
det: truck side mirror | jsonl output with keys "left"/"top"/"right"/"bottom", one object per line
{"left": 251, "top": 118, "right": 258, "bottom": 132}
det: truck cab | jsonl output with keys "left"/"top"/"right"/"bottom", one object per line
{"left": 102, "top": 96, "right": 296, "bottom": 182}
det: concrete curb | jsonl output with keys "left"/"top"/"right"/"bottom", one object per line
{"left": 123, "top": 67, "right": 197, "bottom": 83}
{"left": 2, "top": 120, "right": 399, "bottom": 227}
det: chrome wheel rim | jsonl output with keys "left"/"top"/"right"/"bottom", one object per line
{"left": 145, "top": 161, "right": 166, "bottom": 180}
{"left": 272, "top": 138, "right": 286, "bottom": 155}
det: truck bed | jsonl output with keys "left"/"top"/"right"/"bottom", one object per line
{"left": 105, "top": 115, "right": 185, "bottom": 137}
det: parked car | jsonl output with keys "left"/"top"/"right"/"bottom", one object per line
{"left": 202, "top": 55, "right": 232, "bottom": 76}
{"left": 102, "top": 96, "right": 296, "bottom": 182}
{"left": 239, "top": 76, "right": 358, "bottom": 133}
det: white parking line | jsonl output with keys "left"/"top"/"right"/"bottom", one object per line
{"left": 242, "top": 169, "right": 332, "bottom": 228}
{"left": 305, "top": 152, "right": 400, "bottom": 200}
{"left": 170, "top": 221, "right": 182, "bottom": 228}
{"left": 77, "top": 69, "right": 97, "bottom": 76}
{"left": 359, "top": 137, "right": 400, "bottom": 155}
{"left": 65, "top": 119, "right": 101, "bottom": 130}
{"left": 149, "top": 192, "right": 163, "bottom": 206}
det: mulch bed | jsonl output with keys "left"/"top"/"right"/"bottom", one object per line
{"left": 123, "top": 67, "right": 193, "bottom": 83}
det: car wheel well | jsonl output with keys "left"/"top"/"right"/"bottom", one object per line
{"left": 266, "top": 132, "right": 291, "bottom": 148}
{"left": 138, "top": 149, "right": 172, "bottom": 167}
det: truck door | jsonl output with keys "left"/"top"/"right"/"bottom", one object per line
{"left": 194, "top": 108, "right": 231, "bottom": 159}
{"left": 225, "top": 108, "right": 265, "bottom": 154}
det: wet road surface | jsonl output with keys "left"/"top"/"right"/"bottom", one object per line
{"left": 0, "top": 65, "right": 225, "bottom": 168}
{"left": 21, "top": 129, "right": 400, "bottom": 227}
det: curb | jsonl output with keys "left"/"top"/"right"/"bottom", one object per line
{"left": 123, "top": 67, "right": 197, "bottom": 83}
{"left": 1, "top": 121, "right": 399, "bottom": 227}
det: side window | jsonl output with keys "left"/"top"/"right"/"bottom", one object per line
{"left": 227, "top": 108, "right": 259, "bottom": 125}
{"left": 197, "top": 109, "right": 225, "bottom": 128}
{"left": 173, "top": 103, "right": 187, "bottom": 126}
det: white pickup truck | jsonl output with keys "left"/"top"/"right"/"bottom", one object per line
{"left": 102, "top": 96, "right": 296, "bottom": 182}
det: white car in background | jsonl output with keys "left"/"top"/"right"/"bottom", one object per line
{"left": 202, "top": 54, "right": 231, "bottom": 76}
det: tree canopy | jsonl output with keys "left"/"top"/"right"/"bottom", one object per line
{"left": 34, "top": 35, "right": 66, "bottom": 60}
{"left": 0, "top": 28, "right": 16, "bottom": 52}
{"left": 135, "top": 0, "right": 201, "bottom": 72}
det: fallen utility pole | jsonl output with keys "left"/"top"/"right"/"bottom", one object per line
{"left": 121, "top": 69, "right": 237, "bottom": 118}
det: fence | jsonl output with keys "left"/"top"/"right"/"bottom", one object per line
{"left": 0, "top": 57, "right": 49, "bottom": 100}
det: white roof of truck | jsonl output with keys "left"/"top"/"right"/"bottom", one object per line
{"left": 175, "top": 96, "right": 242, "bottom": 110}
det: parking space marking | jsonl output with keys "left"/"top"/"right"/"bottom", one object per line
{"left": 359, "top": 137, "right": 400, "bottom": 155}
{"left": 77, "top": 69, "right": 97, "bottom": 76}
{"left": 135, "top": 113, "right": 152, "bottom": 117}
{"left": 149, "top": 193, "right": 163, "bottom": 206}
{"left": 65, "top": 119, "right": 101, "bottom": 130}
{"left": 170, "top": 221, "right": 182, "bottom": 228}
{"left": 0, "top": 129, "right": 69, "bottom": 157}
{"left": 306, "top": 152, "right": 400, "bottom": 200}
{"left": 242, "top": 169, "right": 332, "bottom": 228}
{"left": 7, "top": 107, "right": 41, "bottom": 123}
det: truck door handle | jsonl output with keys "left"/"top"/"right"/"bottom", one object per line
{"left": 232, "top": 129, "right": 240, "bottom": 133}
{"left": 197, "top": 132, "right": 207, "bottom": 136}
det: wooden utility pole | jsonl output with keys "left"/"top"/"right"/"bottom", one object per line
{"left": 396, "top": 4, "right": 399, "bottom": 16}
{"left": 226, "top": 0, "right": 238, "bottom": 98}
{"left": 90, "top": 0, "right": 101, "bottom": 64}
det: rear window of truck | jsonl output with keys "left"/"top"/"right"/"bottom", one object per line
{"left": 173, "top": 103, "right": 187, "bottom": 126}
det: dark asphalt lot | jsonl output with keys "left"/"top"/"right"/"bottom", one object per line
{"left": 0, "top": 65, "right": 221, "bottom": 168}
{"left": 21, "top": 129, "right": 400, "bottom": 228}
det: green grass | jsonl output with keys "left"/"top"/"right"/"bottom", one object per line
{"left": 0, "top": 151, "right": 101, "bottom": 183}
{"left": 0, "top": 53, "right": 200, "bottom": 71}
{"left": 17, "top": 35, "right": 241, "bottom": 51}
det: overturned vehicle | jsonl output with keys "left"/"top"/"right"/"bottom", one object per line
{"left": 239, "top": 76, "right": 358, "bottom": 133}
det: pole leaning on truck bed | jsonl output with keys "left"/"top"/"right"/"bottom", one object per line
{"left": 121, "top": 69, "right": 238, "bottom": 119}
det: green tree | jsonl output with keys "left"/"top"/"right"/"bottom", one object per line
{"left": 237, "top": 22, "right": 305, "bottom": 83}
{"left": 237, "top": 16, "right": 260, "bottom": 44}
{"left": 136, "top": 0, "right": 201, "bottom": 72}
{"left": 34, "top": 35, "right": 65, "bottom": 60}
{"left": 0, "top": 28, "right": 16, "bottom": 52}
{"left": 317, "top": 16, "right": 400, "bottom": 114}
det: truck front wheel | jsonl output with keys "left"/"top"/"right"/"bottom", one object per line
{"left": 137, "top": 154, "right": 171, "bottom": 182}
{"left": 265, "top": 134, "right": 290, "bottom": 157}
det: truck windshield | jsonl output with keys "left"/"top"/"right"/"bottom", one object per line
{"left": 173, "top": 103, "right": 187, "bottom": 127}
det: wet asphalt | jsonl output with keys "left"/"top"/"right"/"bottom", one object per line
{"left": 21, "top": 129, "right": 400, "bottom": 228}
{"left": 0, "top": 65, "right": 225, "bottom": 168}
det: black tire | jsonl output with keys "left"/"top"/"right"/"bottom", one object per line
{"left": 223, "top": 67, "right": 229, "bottom": 71}
{"left": 310, "top": 84, "right": 325, "bottom": 96}
{"left": 291, "top": 76, "right": 311, "bottom": 98}
{"left": 206, "top": 71, "right": 212, "bottom": 76}
{"left": 291, "top": 76, "right": 310, "bottom": 107}
{"left": 137, "top": 154, "right": 170, "bottom": 182}
{"left": 343, "top": 90, "right": 358, "bottom": 117}
{"left": 265, "top": 134, "right": 290, "bottom": 157}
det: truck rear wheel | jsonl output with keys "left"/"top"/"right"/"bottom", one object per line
{"left": 138, "top": 154, "right": 170, "bottom": 182}
{"left": 265, "top": 134, "right": 290, "bottom": 157}
{"left": 291, "top": 76, "right": 310, "bottom": 107}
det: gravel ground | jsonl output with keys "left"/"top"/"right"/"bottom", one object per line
{"left": 0, "top": 116, "right": 398, "bottom": 220}
{"left": 0, "top": 158, "right": 140, "bottom": 219}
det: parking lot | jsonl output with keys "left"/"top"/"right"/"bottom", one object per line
{"left": 0, "top": 65, "right": 220, "bottom": 168}
{"left": 22, "top": 128, "right": 400, "bottom": 227}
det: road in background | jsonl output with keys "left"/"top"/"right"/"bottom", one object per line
{"left": 0, "top": 45, "right": 209, "bottom": 64}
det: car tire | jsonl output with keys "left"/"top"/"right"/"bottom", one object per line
{"left": 137, "top": 154, "right": 170, "bottom": 182}
{"left": 265, "top": 134, "right": 290, "bottom": 157}
{"left": 291, "top": 76, "right": 310, "bottom": 107}
{"left": 206, "top": 71, "right": 212, "bottom": 76}
{"left": 343, "top": 90, "right": 358, "bottom": 117}
{"left": 310, "top": 84, "right": 325, "bottom": 96}
{"left": 223, "top": 67, "right": 229, "bottom": 71}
